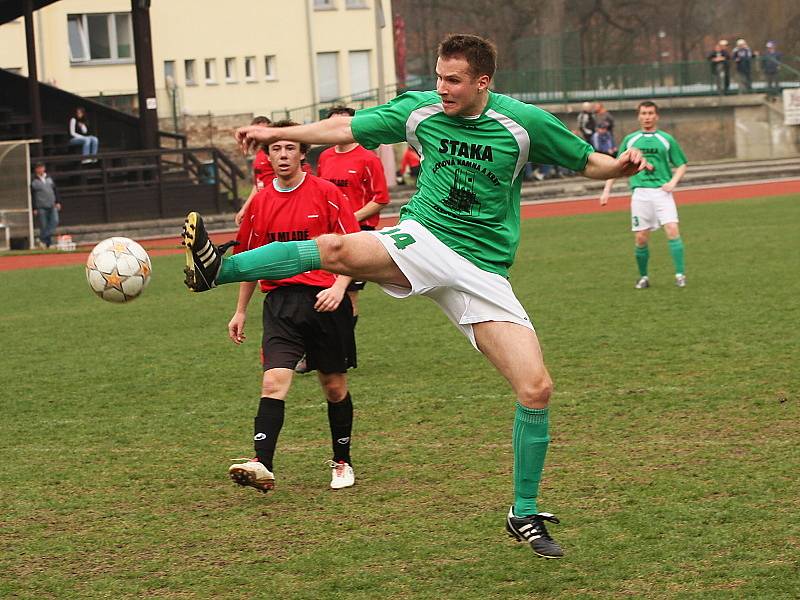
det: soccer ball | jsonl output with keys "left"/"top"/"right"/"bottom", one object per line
{"left": 86, "top": 237, "right": 152, "bottom": 303}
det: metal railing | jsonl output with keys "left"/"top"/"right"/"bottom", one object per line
{"left": 277, "top": 57, "right": 800, "bottom": 122}
{"left": 43, "top": 146, "right": 245, "bottom": 225}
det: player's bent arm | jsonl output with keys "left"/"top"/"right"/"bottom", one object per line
{"left": 662, "top": 163, "right": 688, "bottom": 192}
{"left": 582, "top": 150, "right": 650, "bottom": 180}
{"left": 314, "top": 275, "right": 353, "bottom": 312}
{"left": 354, "top": 200, "right": 385, "bottom": 223}
{"left": 236, "top": 118, "right": 355, "bottom": 154}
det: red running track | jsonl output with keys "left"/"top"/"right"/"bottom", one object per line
{"left": 2, "top": 178, "right": 798, "bottom": 272}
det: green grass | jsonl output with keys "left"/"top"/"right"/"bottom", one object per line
{"left": 1, "top": 194, "right": 798, "bottom": 599}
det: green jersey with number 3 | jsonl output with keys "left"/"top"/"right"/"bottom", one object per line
{"left": 351, "top": 91, "right": 592, "bottom": 277}
{"left": 617, "top": 130, "right": 687, "bottom": 189}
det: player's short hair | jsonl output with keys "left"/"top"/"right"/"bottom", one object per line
{"left": 251, "top": 115, "right": 271, "bottom": 126}
{"left": 637, "top": 101, "right": 659, "bottom": 114}
{"left": 270, "top": 119, "right": 310, "bottom": 154}
{"left": 33, "top": 162, "right": 45, "bottom": 169}
{"left": 438, "top": 34, "right": 497, "bottom": 79}
{"left": 327, "top": 105, "right": 355, "bottom": 118}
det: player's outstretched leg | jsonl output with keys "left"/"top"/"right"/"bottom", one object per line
{"left": 181, "top": 212, "right": 238, "bottom": 291}
{"left": 181, "top": 211, "right": 322, "bottom": 292}
{"left": 506, "top": 508, "right": 564, "bottom": 559}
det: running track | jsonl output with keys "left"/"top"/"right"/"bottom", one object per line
{"left": 2, "top": 178, "right": 798, "bottom": 272}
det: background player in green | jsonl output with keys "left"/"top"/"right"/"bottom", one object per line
{"left": 182, "top": 34, "right": 651, "bottom": 559}
{"left": 600, "top": 101, "right": 689, "bottom": 288}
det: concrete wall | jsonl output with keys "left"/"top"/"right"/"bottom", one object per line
{"left": 551, "top": 94, "right": 800, "bottom": 162}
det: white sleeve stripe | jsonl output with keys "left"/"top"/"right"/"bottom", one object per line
{"left": 626, "top": 133, "right": 644, "bottom": 151}
{"left": 327, "top": 200, "right": 340, "bottom": 211}
{"left": 485, "top": 109, "right": 530, "bottom": 182}
{"left": 653, "top": 133, "right": 671, "bottom": 151}
{"left": 405, "top": 103, "right": 445, "bottom": 161}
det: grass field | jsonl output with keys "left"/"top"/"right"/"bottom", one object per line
{"left": 1, "top": 194, "right": 798, "bottom": 599}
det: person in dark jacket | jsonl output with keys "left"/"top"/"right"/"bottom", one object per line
{"left": 30, "top": 162, "right": 61, "bottom": 248}
{"left": 68, "top": 106, "right": 99, "bottom": 163}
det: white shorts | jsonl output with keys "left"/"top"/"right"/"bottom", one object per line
{"left": 631, "top": 187, "right": 679, "bottom": 231}
{"left": 367, "top": 220, "right": 533, "bottom": 350}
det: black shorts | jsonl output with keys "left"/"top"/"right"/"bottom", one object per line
{"left": 261, "top": 285, "right": 356, "bottom": 374}
{"left": 347, "top": 224, "right": 376, "bottom": 292}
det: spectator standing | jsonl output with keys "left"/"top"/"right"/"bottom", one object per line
{"left": 30, "top": 162, "right": 61, "bottom": 248}
{"left": 761, "top": 41, "right": 783, "bottom": 97}
{"left": 594, "top": 102, "right": 615, "bottom": 136}
{"left": 590, "top": 123, "right": 617, "bottom": 156}
{"left": 68, "top": 107, "right": 99, "bottom": 163}
{"left": 707, "top": 41, "right": 731, "bottom": 94}
{"left": 576, "top": 101, "right": 595, "bottom": 142}
{"left": 732, "top": 39, "right": 754, "bottom": 93}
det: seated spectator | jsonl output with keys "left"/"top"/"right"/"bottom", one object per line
{"left": 30, "top": 162, "right": 61, "bottom": 248}
{"left": 68, "top": 106, "right": 99, "bottom": 163}
{"left": 590, "top": 123, "right": 617, "bottom": 156}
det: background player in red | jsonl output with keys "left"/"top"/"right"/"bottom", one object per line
{"left": 235, "top": 115, "right": 313, "bottom": 226}
{"left": 226, "top": 121, "right": 362, "bottom": 493}
{"left": 397, "top": 143, "right": 421, "bottom": 185}
{"left": 317, "top": 106, "right": 390, "bottom": 324}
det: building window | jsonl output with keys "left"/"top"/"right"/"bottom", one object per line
{"left": 317, "top": 52, "right": 340, "bottom": 101}
{"left": 244, "top": 56, "right": 256, "bottom": 81}
{"left": 164, "top": 60, "right": 176, "bottom": 85}
{"left": 184, "top": 59, "right": 196, "bottom": 85}
{"left": 204, "top": 58, "right": 217, "bottom": 84}
{"left": 264, "top": 55, "right": 277, "bottom": 81}
{"left": 349, "top": 50, "right": 371, "bottom": 98}
{"left": 346, "top": 0, "right": 368, "bottom": 7}
{"left": 67, "top": 13, "right": 134, "bottom": 63}
{"left": 314, "top": 0, "right": 336, "bottom": 9}
{"left": 225, "top": 57, "right": 237, "bottom": 83}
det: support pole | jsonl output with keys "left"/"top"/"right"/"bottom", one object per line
{"left": 131, "top": 0, "right": 159, "bottom": 149}
{"left": 23, "top": 0, "right": 42, "bottom": 157}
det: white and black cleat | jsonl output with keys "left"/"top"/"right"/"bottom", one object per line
{"left": 506, "top": 507, "right": 564, "bottom": 559}
{"left": 181, "top": 211, "right": 237, "bottom": 292}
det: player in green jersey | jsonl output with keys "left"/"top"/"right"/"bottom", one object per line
{"left": 182, "top": 34, "right": 651, "bottom": 559}
{"left": 600, "top": 101, "right": 689, "bottom": 288}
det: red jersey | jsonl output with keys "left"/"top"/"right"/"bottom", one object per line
{"left": 252, "top": 148, "right": 312, "bottom": 190}
{"left": 317, "top": 145, "right": 389, "bottom": 228}
{"left": 400, "top": 146, "right": 421, "bottom": 171}
{"left": 235, "top": 173, "right": 360, "bottom": 292}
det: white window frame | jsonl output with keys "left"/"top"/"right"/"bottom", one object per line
{"left": 225, "top": 57, "right": 237, "bottom": 83}
{"left": 264, "top": 55, "right": 277, "bottom": 81}
{"left": 164, "top": 60, "right": 176, "bottom": 85}
{"left": 314, "top": 0, "right": 336, "bottom": 10}
{"left": 67, "top": 12, "right": 134, "bottom": 64}
{"left": 204, "top": 58, "right": 217, "bottom": 84}
{"left": 345, "top": 0, "right": 368, "bottom": 8}
{"left": 244, "top": 56, "right": 256, "bottom": 82}
{"left": 184, "top": 59, "right": 197, "bottom": 86}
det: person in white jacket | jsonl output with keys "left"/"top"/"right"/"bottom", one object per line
{"left": 68, "top": 106, "right": 99, "bottom": 163}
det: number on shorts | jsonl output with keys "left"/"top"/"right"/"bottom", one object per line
{"left": 632, "top": 216, "right": 640, "bottom": 227}
{"left": 380, "top": 228, "right": 416, "bottom": 250}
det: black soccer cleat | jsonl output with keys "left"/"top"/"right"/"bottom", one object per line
{"left": 506, "top": 507, "right": 564, "bottom": 559}
{"left": 181, "top": 212, "right": 237, "bottom": 292}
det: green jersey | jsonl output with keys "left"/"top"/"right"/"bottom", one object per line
{"left": 351, "top": 91, "right": 592, "bottom": 276}
{"left": 617, "top": 130, "right": 687, "bottom": 189}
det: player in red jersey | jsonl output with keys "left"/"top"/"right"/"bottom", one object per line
{"left": 317, "top": 106, "right": 390, "bottom": 324}
{"left": 235, "top": 116, "right": 313, "bottom": 226}
{"left": 226, "top": 121, "right": 361, "bottom": 493}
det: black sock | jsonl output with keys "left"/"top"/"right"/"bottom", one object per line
{"left": 254, "top": 397, "right": 285, "bottom": 471}
{"left": 352, "top": 314, "right": 359, "bottom": 329}
{"left": 327, "top": 392, "right": 353, "bottom": 465}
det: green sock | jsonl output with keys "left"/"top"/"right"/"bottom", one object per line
{"left": 668, "top": 237, "right": 685, "bottom": 275}
{"left": 215, "top": 241, "right": 321, "bottom": 284}
{"left": 513, "top": 403, "right": 550, "bottom": 517}
{"left": 635, "top": 244, "right": 649, "bottom": 277}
